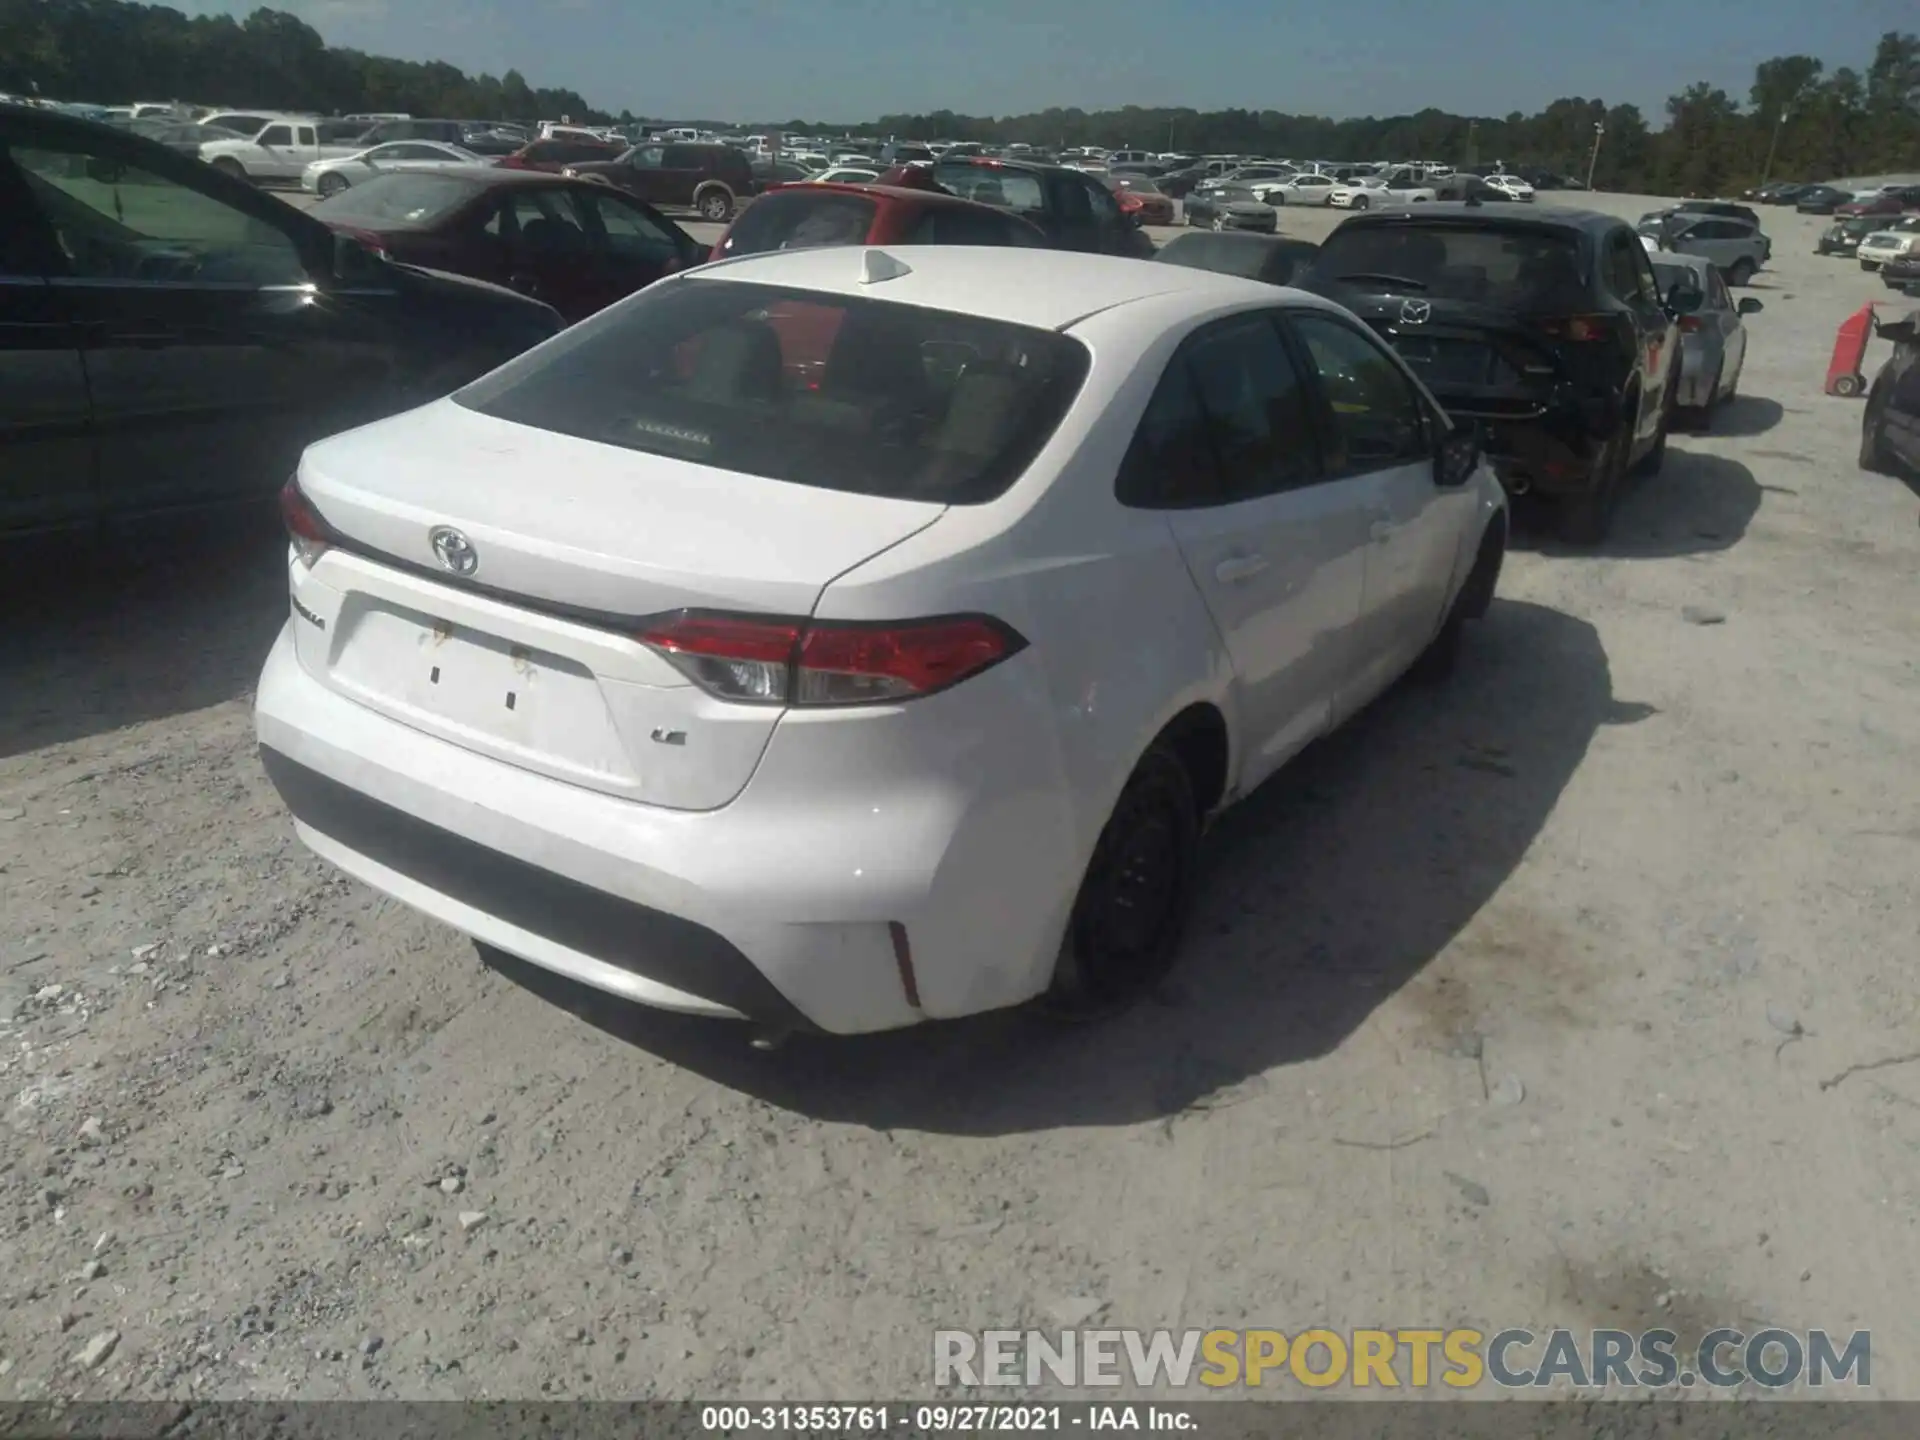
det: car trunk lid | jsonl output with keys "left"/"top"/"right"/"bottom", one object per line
{"left": 1334, "top": 291, "right": 1580, "bottom": 421}
{"left": 290, "top": 401, "right": 946, "bottom": 810}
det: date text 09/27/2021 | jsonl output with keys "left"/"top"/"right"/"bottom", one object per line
{"left": 700, "top": 1406, "right": 1192, "bottom": 1433}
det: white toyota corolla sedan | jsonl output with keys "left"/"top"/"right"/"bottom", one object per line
{"left": 256, "top": 245, "right": 1507, "bottom": 1036}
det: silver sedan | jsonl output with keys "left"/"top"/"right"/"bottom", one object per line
{"left": 302, "top": 142, "right": 489, "bottom": 198}
{"left": 1650, "top": 250, "right": 1762, "bottom": 428}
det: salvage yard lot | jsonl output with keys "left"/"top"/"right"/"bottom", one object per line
{"left": 3, "top": 192, "right": 1919, "bottom": 1401}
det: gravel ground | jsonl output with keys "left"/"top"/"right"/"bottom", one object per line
{"left": 3, "top": 193, "right": 1919, "bottom": 1404}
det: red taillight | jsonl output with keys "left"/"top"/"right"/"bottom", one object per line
{"left": 279, "top": 477, "right": 334, "bottom": 568}
{"left": 1678, "top": 315, "right": 1703, "bottom": 333}
{"left": 1538, "top": 314, "right": 1615, "bottom": 342}
{"left": 635, "top": 612, "right": 1025, "bottom": 706}
{"left": 335, "top": 225, "right": 390, "bottom": 260}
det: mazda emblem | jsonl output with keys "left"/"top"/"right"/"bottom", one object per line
{"left": 428, "top": 526, "right": 478, "bottom": 577}
{"left": 1399, "top": 299, "right": 1432, "bottom": 326}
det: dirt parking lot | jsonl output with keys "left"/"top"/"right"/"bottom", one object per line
{"left": 3, "top": 192, "right": 1919, "bottom": 1404}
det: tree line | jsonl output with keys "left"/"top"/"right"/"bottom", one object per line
{"left": 1, "top": 0, "right": 1914, "bottom": 193}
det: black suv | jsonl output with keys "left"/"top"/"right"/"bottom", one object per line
{"left": 0, "top": 104, "right": 561, "bottom": 538}
{"left": 1300, "top": 204, "right": 1690, "bottom": 543}
{"left": 911, "top": 156, "right": 1155, "bottom": 257}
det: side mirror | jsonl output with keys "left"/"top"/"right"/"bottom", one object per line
{"left": 331, "top": 231, "right": 388, "bottom": 283}
{"left": 1737, "top": 296, "right": 1763, "bottom": 315}
{"left": 1435, "top": 422, "right": 1481, "bottom": 488}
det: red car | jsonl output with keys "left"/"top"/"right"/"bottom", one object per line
{"left": 1106, "top": 175, "right": 1176, "bottom": 226}
{"left": 497, "top": 137, "right": 624, "bottom": 173}
{"left": 310, "top": 169, "right": 705, "bottom": 324}
{"left": 708, "top": 181, "right": 1046, "bottom": 262}
{"left": 1836, "top": 188, "right": 1920, "bottom": 219}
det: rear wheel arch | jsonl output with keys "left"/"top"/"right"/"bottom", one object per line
{"left": 1152, "top": 702, "right": 1231, "bottom": 820}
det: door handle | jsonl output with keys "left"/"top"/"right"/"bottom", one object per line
{"left": 1213, "top": 554, "right": 1269, "bottom": 585}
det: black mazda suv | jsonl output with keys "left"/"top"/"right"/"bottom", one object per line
{"left": 1299, "top": 204, "right": 1692, "bottom": 544}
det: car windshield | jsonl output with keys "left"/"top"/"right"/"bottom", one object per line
{"left": 718, "top": 192, "right": 878, "bottom": 256}
{"left": 1313, "top": 222, "right": 1588, "bottom": 309}
{"left": 454, "top": 278, "right": 1091, "bottom": 505}
{"left": 310, "top": 173, "right": 485, "bottom": 227}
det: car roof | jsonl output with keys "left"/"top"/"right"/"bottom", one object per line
{"left": 1332, "top": 201, "right": 1627, "bottom": 234}
{"left": 688, "top": 245, "right": 1329, "bottom": 330}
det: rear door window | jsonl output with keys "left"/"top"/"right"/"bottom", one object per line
{"left": 1176, "top": 315, "right": 1323, "bottom": 500}
{"left": 456, "top": 279, "right": 1091, "bottom": 505}
{"left": 1316, "top": 223, "right": 1589, "bottom": 310}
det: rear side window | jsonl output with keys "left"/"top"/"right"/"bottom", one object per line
{"left": 1315, "top": 223, "right": 1589, "bottom": 310}
{"left": 903, "top": 206, "right": 1042, "bottom": 247}
{"left": 714, "top": 193, "right": 877, "bottom": 258}
{"left": 931, "top": 163, "right": 1046, "bottom": 213}
{"left": 1118, "top": 315, "right": 1321, "bottom": 507}
{"left": 455, "top": 279, "right": 1091, "bottom": 505}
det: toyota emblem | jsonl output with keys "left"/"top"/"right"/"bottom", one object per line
{"left": 1399, "top": 299, "right": 1432, "bottom": 326}
{"left": 428, "top": 526, "right": 478, "bottom": 577}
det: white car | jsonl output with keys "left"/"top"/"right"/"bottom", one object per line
{"left": 1855, "top": 218, "right": 1920, "bottom": 270}
{"left": 1264, "top": 173, "right": 1339, "bottom": 205}
{"left": 1482, "top": 173, "right": 1536, "bottom": 202}
{"left": 255, "top": 246, "right": 1507, "bottom": 1036}
{"left": 302, "top": 141, "right": 487, "bottom": 196}
{"left": 1327, "top": 173, "right": 1439, "bottom": 210}
{"left": 812, "top": 166, "right": 880, "bottom": 185}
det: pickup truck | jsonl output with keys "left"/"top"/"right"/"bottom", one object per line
{"left": 199, "top": 118, "right": 372, "bottom": 185}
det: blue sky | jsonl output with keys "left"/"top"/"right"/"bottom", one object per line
{"left": 181, "top": 0, "right": 1911, "bottom": 123}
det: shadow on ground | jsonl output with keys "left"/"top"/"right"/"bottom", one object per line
{"left": 1512, "top": 449, "right": 1762, "bottom": 559}
{"left": 487, "top": 597, "right": 1634, "bottom": 1135}
{"left": 1703, "top": 395, "right": 1785, "bottom": 438}
{"left": 0, "top": 507, "right": 286, "bottom": 761}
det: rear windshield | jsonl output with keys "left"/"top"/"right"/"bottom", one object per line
{"left": 455, "top": 279, "right": 1091, "bottom": 505}
{"left": 310, "top": 173, "right": 483, "bottom": 228}
{"left": 1312, "top": 222, "right": 1588, "bottom": 309}
{"left": 716, "top": 192, "right": 878, "bottom": 258}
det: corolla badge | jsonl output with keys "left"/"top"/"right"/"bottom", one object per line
{"left": 1399, "top": 299, "right": 1433, "bottom": 325}
{"left": 428, "top": 526, "right": 478, "bottom": 576}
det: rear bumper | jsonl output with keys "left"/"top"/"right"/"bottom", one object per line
{"left": 1673, "top": 340, "right": 1719, "bottom": 409}
{"left": 254, "top": 622, "right": 1079, "bottom": 1034}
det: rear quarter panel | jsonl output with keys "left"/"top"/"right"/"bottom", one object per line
{"left": 812, "top": 293, "right": 1254, "bottom": 1003}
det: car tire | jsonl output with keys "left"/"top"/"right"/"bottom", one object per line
{"left": 1859, "top": 397, "right": 1897, "bottom": 475}
{"left": 1862, "top": 259, "right": 1880, "bottom": 271}
{"left": 211, "top": 157, "right": 248, "bottom": 183}
{"left": 1410, "top": 523, "right": 1503, "bottom": 684}
{"left": 1351, "top": 194, "right": 1371, "bottom": 210}
{"left": 696, "top": 186, "right": 734, "bottom": 222}
{"left": 316, "top": 172, "right": 348, "bottom": 198}
{"left": 1557, "top": 417, "right": 1630, "bottom": 546}
{"left": 1047, "top": 745, "right": 1199, "bottom": 1018}
{"left": 1727, "top": 258, "right": 1757, "bottom": 287}
{"left": 1634, "top": 375, "right": 1679, "bottom": 475}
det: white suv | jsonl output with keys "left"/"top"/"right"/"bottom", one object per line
{"left": 256, "top": 247, "right": 1506, "bottom": 1036}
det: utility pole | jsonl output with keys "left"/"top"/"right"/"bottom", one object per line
{"left": 1585, "top": 121, "right": 1605, "bottom": 190}
{"left": 1464, "top": 119, "right": 1478, "bottom": 168}
{"left": 1760, "top": 104, "right": 1793, "bottom": 186}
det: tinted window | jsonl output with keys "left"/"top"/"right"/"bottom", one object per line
{"left": 716, "top": 192, "right": 877, "bottom": 258}
{"left": 1085, "top": 182, "right": 1122, "bottom": 227}
{"left": 1288, "top": 312, "right": 1428, "bottom": 471}
{"left": 1315, "top": 222, "right": 1588, "bottom": 310}
{"left": 1117, "top": 359, "right": 1222, "bottom": 508}
{"left": 14, "top": 144, "right": 306, "bottom": 285}
{"left": 663, "top": 145, "right": 707, "bottom": 168}
{"left": 1602, "top": 233, "right": 1642, "bottom": 299}
{"left": 576, "top": 191, "right": 680, "bottom": 260}
{"left": 257, "top": 124, "right": 293, "bottom": 146}
{"left": 456, "top": 279, "right": 1090, "bottom": 505}
{"left": 930, "top": 163, "right": 1046, "bottom": 212}
{"left": 904, "top": 206, "right": 1041, "bottom": 247}
{"left": 1184, "top": 316, "right": 1323, "bottom": 498}
{"left": 309, "top": 173, "right": 485, "bottom": 228}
